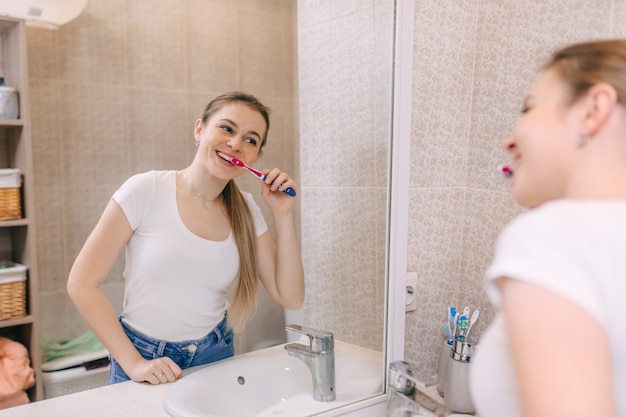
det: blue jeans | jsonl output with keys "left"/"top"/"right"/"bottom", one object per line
{"left": 109, "top": 314, "right": 234, "bottom": 384}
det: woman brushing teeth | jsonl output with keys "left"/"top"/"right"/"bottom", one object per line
{"left": 68, "top": 91, "right": 304, "bottom": 385}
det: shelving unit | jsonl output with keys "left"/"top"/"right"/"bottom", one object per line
{"left": 0, "top": 16, "right": 42, "bottom": 402}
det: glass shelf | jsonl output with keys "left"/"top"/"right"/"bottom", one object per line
{"left": 0, "top": 119, "right": 23, "bottom": 127}
{"left": 0, "top": 218, "right": 28, "bottom": 227}
{"left": 0, "top": 314, "right": 34, "bottom": 329}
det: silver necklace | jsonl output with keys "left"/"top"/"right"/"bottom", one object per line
{"left": 182, "top": 170, "right": 213, "bottom": 203}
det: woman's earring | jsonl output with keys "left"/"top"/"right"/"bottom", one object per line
{"left": 578, "top": 133, "right": 590, "bottom": 147}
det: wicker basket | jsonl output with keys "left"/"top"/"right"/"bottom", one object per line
{"left": 0, "top": 262, "right": 27, "bottom": 320}
{"left": 0, "top": 187, "right": 21, "bottom": 220}
{"left": 0, "top": 169, "right": 22, "bottom": 221}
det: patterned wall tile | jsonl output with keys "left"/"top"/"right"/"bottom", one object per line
{"left": 404, "top": 187, "right": 465, "bottom": 372}
{"left": 467, "top": 0, "right": 614, "bottom": 192}
{"left": 298, "top": 10, "right": 376, "bottom": 187}
{"left": 297, "top": 2, "right": 390, "bottom": 352}
{"left": 301, "top": 187, "right": 385, "bottom": 351}
{"left": 613, "top": 0, "right": 626, "bottom": 38}
{"left": 375, "top": 186, "right": 389, "bottom": 320}
{"left": 457, "top": 189, "right": 522, "bottom": 340}
{"left": 374, "top": 3, "right": 394, "bottom": 189}
{"left": 409, "top": 0, "right": 478, "bottom": 188}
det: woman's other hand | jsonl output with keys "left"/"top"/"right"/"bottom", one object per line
{"left": 128, "top": 357, "right": 183, "bottom": 385}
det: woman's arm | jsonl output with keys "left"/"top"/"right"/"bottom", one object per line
{"left": 67, "top": 199, "right": 182, "bottom": 384}
{"left": 499, "top": 278, "right": 615, "bottom": 417}
{"left": 255, "top": 170, "right": 305, "bottom": 310}
{"left": 256, "top": 210, "right": 305, "bottom": 310}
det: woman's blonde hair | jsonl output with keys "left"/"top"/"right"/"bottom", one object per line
{"left": 544, "top": 39, "right": 626, "bottom": 105}
{"left": 199, "top": 92, "right": 271, "bottom": 333}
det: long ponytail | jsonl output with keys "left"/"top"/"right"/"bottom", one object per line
{"left": 222, "top": 180, "right": 258, "bottom": 333}
{"left": 199, "top": 92, "right": 271, "bottom": 332}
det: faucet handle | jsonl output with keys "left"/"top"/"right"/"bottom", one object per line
{"left": 285, "top": 324, "right": 334, "bottom": 352}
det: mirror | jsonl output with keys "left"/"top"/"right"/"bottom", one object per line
{"left": 27, "top": 0, "right": 398, "bottom": 412}
{"left": 297, "top": 0, "right": 394, "bottom": 356}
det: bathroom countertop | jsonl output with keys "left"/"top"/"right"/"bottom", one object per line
{"left": 2, "top": 378, "right": 172, "bottom": 417}
{"left": 3, "top": 339, "right": 383, "bottom": 417}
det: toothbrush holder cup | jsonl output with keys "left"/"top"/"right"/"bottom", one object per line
{"left": 443, "top": 338, "right": 476, "bottom": 414}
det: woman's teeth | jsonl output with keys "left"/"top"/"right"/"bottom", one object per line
{"left": 217, "top": 151, "right": 233, "bottom": 164}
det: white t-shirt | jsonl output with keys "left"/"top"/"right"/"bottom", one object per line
{"left": 470, "top": 199, "right": 626, "bottom": 417}
{"left": 112, "top": 170, "right": 268, "bottom": 341}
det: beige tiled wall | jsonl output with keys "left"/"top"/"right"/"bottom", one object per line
{"left": 297, "top": 0, "right": 394, "bottom": 352}
{"left": 404, "top": 0, "right": 626, "bottom": 375}
{"left": 26, "top": 0, "right": 297, "bottom": 352}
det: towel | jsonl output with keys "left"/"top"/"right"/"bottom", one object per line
{"left": 0, "top": 337, "right": 35, "bottom": 409}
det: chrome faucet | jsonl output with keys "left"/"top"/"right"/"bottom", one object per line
{"left": 284, "top": 324, "right": 336, "bottom": 402}
{"left": 387, "top": 361, "right": 452, "bottom": 417}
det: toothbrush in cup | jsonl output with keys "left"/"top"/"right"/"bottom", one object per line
{"left": 219, "top": 152, "right": 296, "bottom": 197}
{"left": 466, "top": 309, "right": 480, "bottom": 339}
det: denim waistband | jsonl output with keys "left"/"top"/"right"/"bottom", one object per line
{"left": 119, "top": 314, "right": 229, "bottom": 354}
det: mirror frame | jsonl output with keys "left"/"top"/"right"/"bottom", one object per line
{"left": 315, "top": 0, "right": 415, "bottom": 415}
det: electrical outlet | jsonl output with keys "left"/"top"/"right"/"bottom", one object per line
{"left": 406, "top": 272, "right": 418, "bottom": 312}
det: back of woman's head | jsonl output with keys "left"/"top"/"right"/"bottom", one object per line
{"left": 545, "top": 39, "right": 626, "bottom": 105}
{"left": 200, "top": 91, "right": 271, "bottom": 148}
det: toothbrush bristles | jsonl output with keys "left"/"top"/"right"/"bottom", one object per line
{"left": 497, "top": 164, "right": 513, "bottom": 178}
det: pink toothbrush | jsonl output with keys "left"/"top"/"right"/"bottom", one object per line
{"left": 219, "top": 152, "right": 296, "bottom": 197}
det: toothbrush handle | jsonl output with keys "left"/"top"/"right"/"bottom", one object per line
{"left": 261, "top": 174, "right": 297, "bottom": 197}
{"left": 283, "top": 188, "right": 297, "bottom": 197}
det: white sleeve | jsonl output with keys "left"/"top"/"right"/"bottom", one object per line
{"left": 485, "top": 208, "right": 605, "bottom": 322}
{"left": 111, "top": 172, "right": 155, "bottom": 230}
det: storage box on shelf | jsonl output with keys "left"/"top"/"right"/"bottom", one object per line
{"left": 0, "top": 168, "right": 22, "bottom": 220}
{"left": 42, "top": 350, "right": 111, "bottom": 399}
{"left": 0, "top": 261, "right": 26, "bottom": 320}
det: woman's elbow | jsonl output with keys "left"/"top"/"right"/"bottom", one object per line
{"left": 66, "top": 276, "right": 80, "bottom": 301}
{"left": 66, "top": 269, "right": 91, "bottom": 302}
{"left": 282, "top": 294, "right": 304, "bottom": 310}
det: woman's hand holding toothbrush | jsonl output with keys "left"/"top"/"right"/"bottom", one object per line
{"left": 256, "top": 167, "right": 298, "bottom": 215}
{"left": 224, "top": 155, "right": 298, "bottom": 214}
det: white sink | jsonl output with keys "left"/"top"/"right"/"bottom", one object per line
{"left": 163, "top": 342, "right": 382, "bottom": 417}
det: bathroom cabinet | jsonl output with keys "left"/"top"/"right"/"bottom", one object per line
{"left": 0, "top": 16, "right": 42, "bottom": 401}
